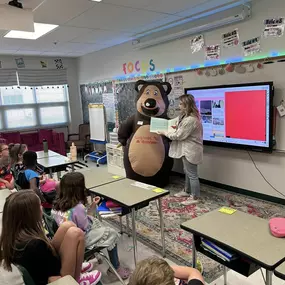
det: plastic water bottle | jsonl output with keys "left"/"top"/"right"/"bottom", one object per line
{"left": 43, "top": 139, "right": 48, "bottom": 153}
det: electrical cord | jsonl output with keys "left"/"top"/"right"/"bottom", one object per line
{"left": 247, "top": 151, "right": 285, "bottom": 198}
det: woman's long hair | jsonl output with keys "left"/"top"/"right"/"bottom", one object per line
{"left": 53, "top": 172, "right": 87, "bottom": 212}
{"left": 8, "top": 143, "right": 27, "bottom": 165}
{"left": 0, "top": 191, "right": 52, "bottom": 271}
{"left": 179, "top": 94, "right": 201, "bottom": 120}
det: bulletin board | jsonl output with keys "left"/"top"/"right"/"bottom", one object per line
{"left": 80, "top": 82, "right": 115, "bottom": 131}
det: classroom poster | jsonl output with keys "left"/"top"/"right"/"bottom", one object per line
{"left": 263, "top": 17, "right": 285, "bottom": 37}
{"left": 102, "top": 92, "right": 115, "bottom": 123}
{"left": 205, "top": 45, "right": 220, "bottom": 60}
{"left": 222, "top": 29, "right": 239, "bottom": 48}
{"left": 15, "top": 57, "right": 25, "bottom": 68}
{"left": 190, "top": 34, "right": 204, "bottom": 53}
{"left": 242, "top": 37, "right": 261, "bottom": 56}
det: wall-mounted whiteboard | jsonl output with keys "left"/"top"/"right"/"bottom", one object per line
{"left": 88, "top": 103, "right": 106, "bottom": 141}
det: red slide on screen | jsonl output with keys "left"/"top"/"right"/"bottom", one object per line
{"left": 225, "top": 90, "right": 266, "bottom": 141}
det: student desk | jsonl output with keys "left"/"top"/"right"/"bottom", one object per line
{"left": 274, "top": 262, "right": 285, "bottom": 280}
{"left": 78, "top": 168, "right": 125, "bottom": 189}
{"left": 181, "top": 209, "right": 285, "bottom": 285}
{"left": 36, "top": 150, "right": 60, "bottom": 159}
{"left": 37, "top": 155, "right": 78, "bottom": 178}
{"left": 89, "top": 179, "right": 169, "bottom": 265}
{"left": 49, "top": 276, "right": 78, "bottom": 284}
{"left": 0, "top": 189, "right": 11, "bottom": 213}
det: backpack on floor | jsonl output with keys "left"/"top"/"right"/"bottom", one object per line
{"left": 269, "top": 217, "right": 285, "bottom": 237}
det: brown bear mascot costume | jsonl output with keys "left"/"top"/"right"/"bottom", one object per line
{"left": 118, "top": 80, "right": 173, "bottom": 187}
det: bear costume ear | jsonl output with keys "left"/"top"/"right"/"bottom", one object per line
{"left": 135, "top": 80, "right": 147, "bottom": 92}
{"left": 161, "top": 82, "right": 172, "bottom": 96}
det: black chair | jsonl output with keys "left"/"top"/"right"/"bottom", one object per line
{"left": 43, "top": 213, "right": 125, "bottom": 285}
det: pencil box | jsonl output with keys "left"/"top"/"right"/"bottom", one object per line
{"left": 269, "top": 217, "right": 285, "bottom": 237}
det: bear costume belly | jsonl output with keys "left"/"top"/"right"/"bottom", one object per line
{"left": 129, "top": 125, "right": 165, "bottom": 177}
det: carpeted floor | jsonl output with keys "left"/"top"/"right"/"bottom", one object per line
{"left": 109, "top": 176, "right": 285, "bottom": 283}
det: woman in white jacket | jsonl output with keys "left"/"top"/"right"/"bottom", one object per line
{"left": 159, "top": 94, "right": 203, "bottom": 205}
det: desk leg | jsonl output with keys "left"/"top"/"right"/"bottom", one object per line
{"left": 223, "top": 265, "right": 227, "bottom": 285}
{"left": 119, "top": 216, "right": 123, "bottom": 234}
{"left": 57, "top": 171, "right": 61, "bottom": 181}
{"left": 266, "top": 270, "right": 272, "bottom": 285}
{"left": 131, "top": 208, "right": 138, "bottom": 265}
{"left": 126, "top": 215, "right": 130, "bottom": 237}
{"left": 192, "top": 234, "right": 197, "bottom": 268}
{"left": 158, "top": 198, "right": 166, "bottom": 258}
{"left": 49, "top": 169, "right": 53, "bottom": 178}
{"left": 71, "top": 164, "right": 75, "bottom": 172}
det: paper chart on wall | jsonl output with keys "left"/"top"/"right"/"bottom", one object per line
{"left": 166, "top": 74, "right": 184, "bottom": 118}
{"left": 242, "top": 37, "right": 261, "bottom": 56}
{"left": 102, "top": 92, "right": 115, "bottom": 123}
{"left": 263, "top": 17, "right": 285, "bottom": 37}
{"left": 222, "top": 29, "right": 239, "bottom": 48}
{"left": 190, "top": 34, "right": 205, "bottom": 53}
{"left": 205, "top": 45, "right": 220, "bottom": 60}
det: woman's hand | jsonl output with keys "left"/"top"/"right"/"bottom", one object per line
{"left": 156, "top": 131, "right": 167, "bottom": 136}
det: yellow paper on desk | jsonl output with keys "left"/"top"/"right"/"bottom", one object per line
{"left": 219, "top": 207, "right": 236, "bottom": 215}
{"left": 112, "top": 175, "right": 121, "bottom": 179}
{"left": 153, "top": 188, "right": 164, "bottom": 193}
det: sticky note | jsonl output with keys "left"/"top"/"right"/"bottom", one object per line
{"left": 153, "top": 188, "right": 164, "bottom": 193}
{"left": 112, "top": 176, "right": 121, "bottom": 179}
{"left": 219, "top": 207, "right": 236, "bottom": 215}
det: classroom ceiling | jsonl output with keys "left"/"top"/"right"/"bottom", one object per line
{"left": 0, "top": 0, "right": 251, "bottom": 57}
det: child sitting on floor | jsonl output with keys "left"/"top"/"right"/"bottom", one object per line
{"left": 52, "top": 172, "right": 130, "bottom": 280}
{"left": 0, "top": 143, "right": 14, "bottom": 190}
{"left": 129, "top": 257, "right": 205, "bottom": 285}
{"left": 16, "top": 151, "right": 58, "bottom": 207}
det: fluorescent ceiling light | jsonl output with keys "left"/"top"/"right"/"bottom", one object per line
{"left": 4, "top": 22, "right": 58, "bottom": 40}
{"left": 91, "top": 0, "right": 102, "bottom": 2}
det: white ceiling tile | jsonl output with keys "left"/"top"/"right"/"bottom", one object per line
{"left": 66, "top": 3, "right": 170, "bottom": 32}
{"left": 33, "top": 0, "right": 96, "bottom": 25}
{"left": 144, "top": 0, "right": 208, "bottom": 14}
{"left": 40, "top": 26, "right": 94, "bottom": 43}
{"left": 103, "top": 0, "right": 152, "bottom": 9}
{"left": 71, "top": 29, "right": 132, "bottom": 44}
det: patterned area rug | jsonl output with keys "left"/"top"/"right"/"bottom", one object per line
{"left": 109, "top": 176, "right": 285, "bottom": 283}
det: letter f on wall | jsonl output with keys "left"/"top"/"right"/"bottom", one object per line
{"left": 123, "top": 63, "right": 127, "bottom": 74}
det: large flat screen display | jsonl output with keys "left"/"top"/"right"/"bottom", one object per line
{"left": 185, "top": 82, "right": 274, "bottom": 152}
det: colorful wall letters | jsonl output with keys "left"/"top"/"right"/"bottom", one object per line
{"left": 123, "top": 59, "right": 155, "bottom": 74}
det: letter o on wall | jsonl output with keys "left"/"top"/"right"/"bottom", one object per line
{"left": 127, "top": 62, "right": 134, "bottom": 73}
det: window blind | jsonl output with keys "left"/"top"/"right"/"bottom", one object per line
{"left": 0, "top": 69, "right": 18, "bottom": 86}
{"left": 17, "top": 69, "right": 68, "bottom": 86}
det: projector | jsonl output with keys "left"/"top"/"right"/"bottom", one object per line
{"left": 8, "top": 0, "right": 23, "bottom": 9}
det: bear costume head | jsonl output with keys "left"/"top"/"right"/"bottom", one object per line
{"left": 135, "top": 80, "right": 172, "bottom": 118}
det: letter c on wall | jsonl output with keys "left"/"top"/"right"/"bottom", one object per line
{"left": 135, "top": 61, "right": 140, "bottom": 72}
